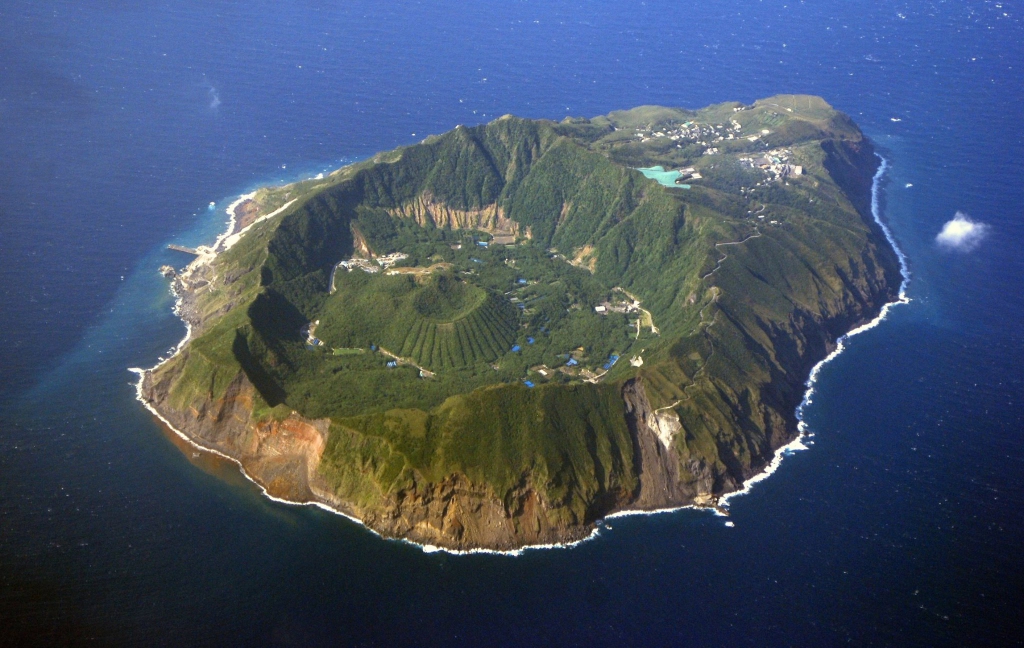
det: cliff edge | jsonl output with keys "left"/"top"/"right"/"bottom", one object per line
{"left": 139, "top": 95, "right": 902, "bottom": 550}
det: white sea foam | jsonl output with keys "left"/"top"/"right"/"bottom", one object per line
{"left": 219, "top": 199, "right": 296, "bottom": 252}
{"left": 604, "top": 503, "right": 706, "bottom": 520}
{"left": 213, "top": 192, "right": 257, "bottom": 252}
{"left": 133, "top": 154, "right": 911, "bottom": 557}
{"left": 595, "top": 156, "right": 910, "bottom": 520}
{"left": 792, "top": 156, "right": 910, "bottom": 431}
{"left": 130, "top": 366, "right": 377, "bottom": 532}
{"left": 133, "top": 363, "right": 605, "bottom": 557}
{"left": 723, "top": 155, "right": 910, "bottom": 509}
{"left": 416, "top": 526, "right": 604, "bottom": 556}
{"left": 132, "top": 188, "right": 585, "bottom": 558}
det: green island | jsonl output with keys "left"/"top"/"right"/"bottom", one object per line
{"left": 141, "top": 95, "right": 901, "bottom": 551}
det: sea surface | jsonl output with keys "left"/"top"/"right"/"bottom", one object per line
{"left": 1, "top": 1, "right": 1022, "bottom": 645}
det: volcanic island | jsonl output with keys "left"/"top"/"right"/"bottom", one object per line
{"left": 139, "top": 95, "right": 902, "bottom": 551}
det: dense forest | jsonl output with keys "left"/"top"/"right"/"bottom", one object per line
{"left": 143, "top": 95, "right": 902, "bottom": 549}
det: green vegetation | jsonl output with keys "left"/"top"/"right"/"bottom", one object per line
{"left": 332, "top": 347, "right": 366, "bottom": 356}
{"left": 151, "top": 95, "right": 902, "bottom": 540}
{"left": 321, "top": 382, "right": 637, "bottom": 524}
{"left": 319, "top": 271, "right": 517, "bottom": 370}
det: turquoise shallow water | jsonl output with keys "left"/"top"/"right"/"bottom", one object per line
{"left": 636, "top": 165, "right": 686, "bottom": 188}
{"left": 1, "top": 1, "right": 1022, "bottom": 645}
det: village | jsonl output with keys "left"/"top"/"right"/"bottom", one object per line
{"left": 738, "top": 147, "right": 804, "bottom": 184}
{"left": 625, "top": 118, "right": 805, "bottom": 197}
{"left": 627, "top": 117, "right": 772, "bottom": 158}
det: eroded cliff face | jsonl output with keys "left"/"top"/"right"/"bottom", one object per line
{"left": 141, "top": 360, "right": 702, "bottom": 549}
{"left": 312, "top": 468, "right": 602, "bottom": 550}
{"left": 139, "top": 214, "right": 900, "bottom": 551}
{"left": 621, "top": 379, "right": 693, "bottom": 509}
{"left": 138, "top": 107, "right": 904, "bottom": 551}
{"left": 350, "top": 224, "right": 374, "bottom": 258}
{"left": 386, "top": 194, "right": 523, "bottom": 238}
{"left": 142, "top": 362, "right": 330, "bottom": 504}
{"left": 141, "top": 241, "right": 898, "bottom": 551}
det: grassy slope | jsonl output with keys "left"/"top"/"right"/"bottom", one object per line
{"left": 321, "top": 382, "right": 637, "bottom": 526}
{"left": 152, "top": 95, "right": 900, "bottom": 529}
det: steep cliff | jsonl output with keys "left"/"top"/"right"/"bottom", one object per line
{"left": 139, "top": 96, "right": 901, "bottom": 550}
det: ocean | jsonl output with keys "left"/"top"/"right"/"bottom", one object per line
{"left": 1, "top": 1, "right": 1022, "bottom": 645}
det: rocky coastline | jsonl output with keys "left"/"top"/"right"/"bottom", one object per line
{"left": 136, "top": 101, "right": 906, "bottom": 552}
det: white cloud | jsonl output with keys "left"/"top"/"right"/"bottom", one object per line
{"left": 207, "top": 85, "right": 221, "bottom": 110}
{"left": 936, "top": 212, "right": 989, "bottom": 252}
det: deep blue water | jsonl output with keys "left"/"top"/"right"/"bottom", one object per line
{"left": 2, "top": 1, "right": 1023, "bottom": 645}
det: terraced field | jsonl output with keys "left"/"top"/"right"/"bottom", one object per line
{"left": 146, "top": 98, "right": 904, "bottom": 551}
{"left": 317, "top": 271, "right": 519, "bottom": 371}
{"left": 395, "top": 294, "right": 517, "bottom": 369}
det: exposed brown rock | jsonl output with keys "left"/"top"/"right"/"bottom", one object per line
{"left": 621, "top": 378, "right": 692, "bottom": 508}
{"left": 351, "top": 224, "right": 374, "bottom": 258}
{"left": 233, "top": 199, "right": 260, "bottom": 232}
{"left": 137, "top": 112, "right": 902, "bottom": 552}
{"left": 387, "top": 194, "right": 520, "bottom": 238}
{"left": 142, "top": 367, "right": 329, "bottom": 505}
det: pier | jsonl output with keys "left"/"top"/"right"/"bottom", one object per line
{"left": 167, "top": 244, "right": 200, "bottom": 255}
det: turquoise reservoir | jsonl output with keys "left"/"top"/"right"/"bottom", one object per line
{"left": 636, "top": 166, "right": 690, "bottom": 188}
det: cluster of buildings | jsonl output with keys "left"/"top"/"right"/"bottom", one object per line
{"left": 505, "top": 277, "right": 537, "bottom": 313}
{"left": 338, "top": 252, "right": 409, "bottom": 275}
{"left": 739, "top": 148, "right": 804, "bottom": 185}
{"left": 301, "top": 320, "right": 325, "bottom": 347}
{"left": 593, "top": 296, "right": 641, "bottom": 315}
{"left": 628, "top": 119, "right": 770, "bottom": 157}
{"left": 676, "top": 167, "right": 702, "bottom": 183}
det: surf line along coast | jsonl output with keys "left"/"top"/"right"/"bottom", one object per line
{"left": 133, "top": 98, "right": 908, "bottom": 553}
{"left": 614, "top": 156, "right": 909, "bottom": 521}
{"left": 130, "top": 181, "right": 599, "bottom": 556}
